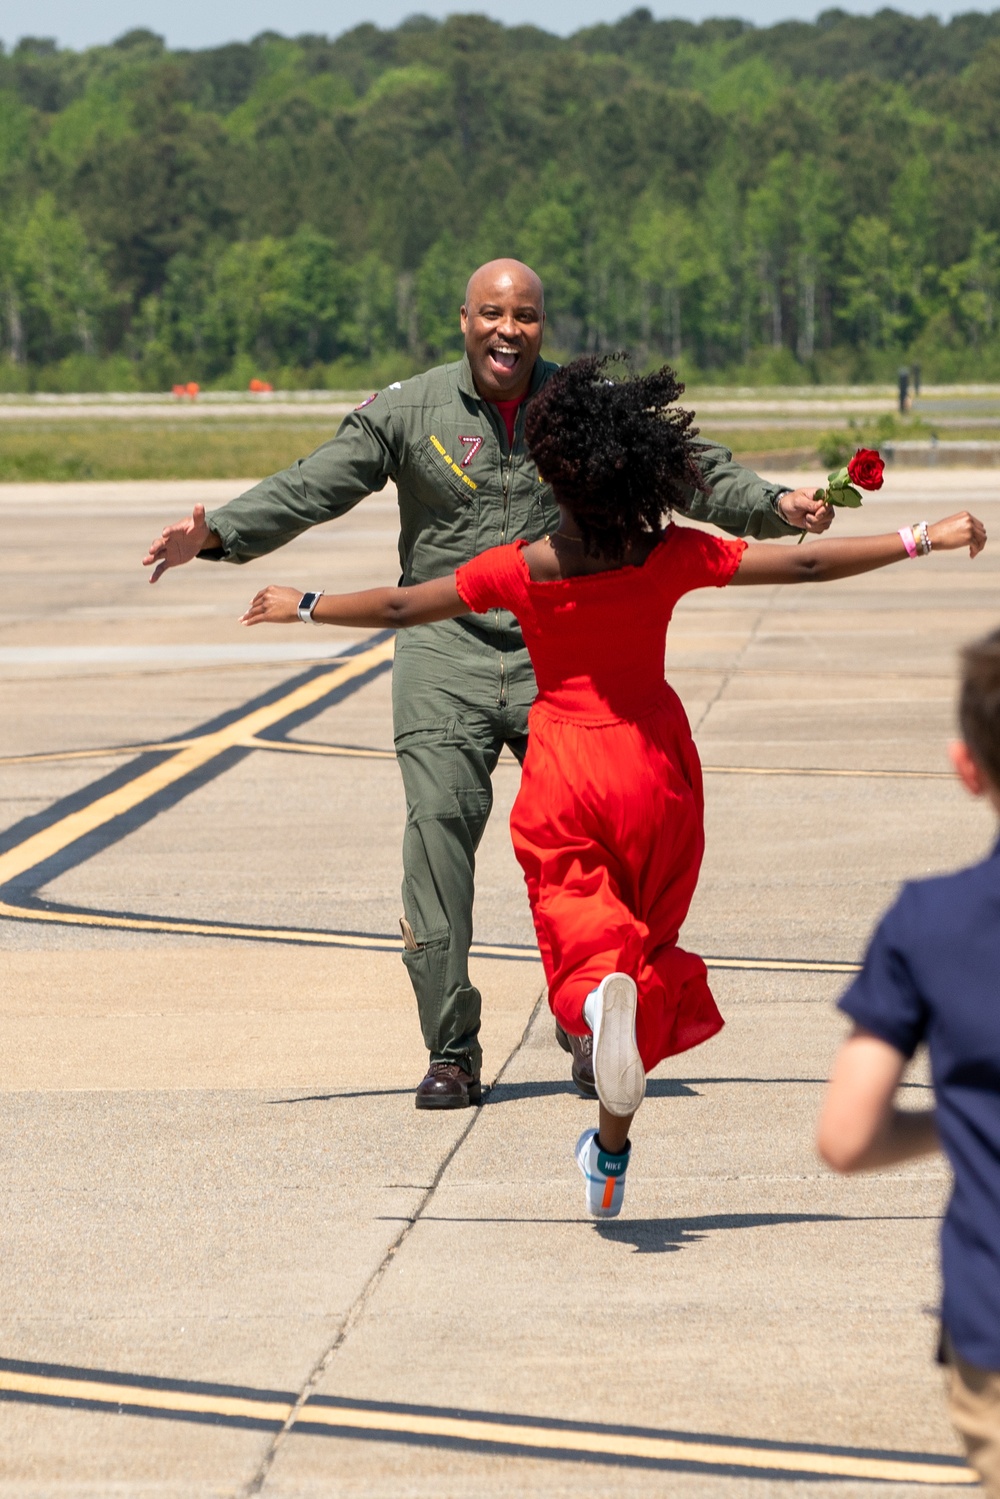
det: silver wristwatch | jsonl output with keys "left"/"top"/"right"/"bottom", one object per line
{"left": 297, "top": 590, "right": 324, "bottom": 624}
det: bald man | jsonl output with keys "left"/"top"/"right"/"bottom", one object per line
{"left": 144, "top": 258, "right": 833, "bottom": 1109}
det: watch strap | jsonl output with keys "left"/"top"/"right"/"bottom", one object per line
{"left": 297, "top": 590, "right": 324, "bottom": 623}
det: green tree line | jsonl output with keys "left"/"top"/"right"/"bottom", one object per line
{"left": 3, "top": 8, "right": 1000, "bottom": 389}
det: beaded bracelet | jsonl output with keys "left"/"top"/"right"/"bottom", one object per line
{"left": 899, "top": 526, "right": 918, "bottom": 558}
{"left": 916, "top": 520, "right": 932, "bottom": 555}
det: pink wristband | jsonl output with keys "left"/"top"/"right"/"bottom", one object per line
{"left": 898, "top": 526, "right": 918, "bottom": 558}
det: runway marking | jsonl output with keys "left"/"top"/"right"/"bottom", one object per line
{"left": 0, "top": 745, "right": 175, "bottom": 767}
{"left": 0, "top": 1358, "right": 976, "bottom": 1484}
{"left": 0, "top": 898, "right": 542, "bottom": 962}
{"left": 246, "top": 738, "right": 396, "bottom": 761}
{"left": 0, "top": 737, "right": 398, "bottom": 768}
{"left": 1, "top": 641, "right": 910, "bottom": 973}
{"left": 706, "top": 954, "right": 860, "bottom": 974}
{"left": 0, "top": 741, "right": 949, "bottom": 778}
{"left": 0, "top": 638, "right": 394, "bottom": 891}
{"left": 0, "top": 884, "right": 860, "bottom": 971}
{"left": 702, "top": 763, "right": 950, "bottom": 781}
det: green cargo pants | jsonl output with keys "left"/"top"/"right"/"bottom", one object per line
{"left": 392, "top": 619, "right": 536, "bottom": 1077}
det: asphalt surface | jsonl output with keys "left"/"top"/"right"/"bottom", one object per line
{"left": 2, "top": 472, "right": 999, "bottom": 1496}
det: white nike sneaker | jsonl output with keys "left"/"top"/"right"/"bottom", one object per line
{"left": 575, "top": 1127, "right": 630, "bottom": 1218}
{"left": 584, "top": 972, "right": 645, "bottom": 1118}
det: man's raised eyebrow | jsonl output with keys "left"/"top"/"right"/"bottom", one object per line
{"left": 474, "top": 302, "right": 541, "bottom": 315}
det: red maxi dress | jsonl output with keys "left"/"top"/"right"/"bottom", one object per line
{"left": 455, "top": 523, "right": 747, "bottom": 1073}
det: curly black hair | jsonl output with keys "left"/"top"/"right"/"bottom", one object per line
{"left": 524, "top": 353, "right": 706, "bottom": 561}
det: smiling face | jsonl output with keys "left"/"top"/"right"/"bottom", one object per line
{"left": 460, "top": 260, "right": 546, "bottom": 404}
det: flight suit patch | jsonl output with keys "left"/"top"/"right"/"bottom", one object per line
{"left": 429, "top": 435, "right": 478, "bottom": 491}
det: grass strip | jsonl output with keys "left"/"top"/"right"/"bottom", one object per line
{"left": 3, "top": 419, "right": 1000, "bottom": 483}
{"left": 0, "top": 421, "right": 342, "bottom": 481}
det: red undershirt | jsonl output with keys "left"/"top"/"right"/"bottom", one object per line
{"left": 491, "top": 395, "right": 525, "bottom": 449}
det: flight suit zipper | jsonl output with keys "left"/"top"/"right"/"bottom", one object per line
{"left": 500, "top": 444, "right": 514, "bottom": 541}
{"left": 497, "top": 448, "right": 513, "bottom": 708}
{"left": 495, "top": 405, "right": 525, "bottom": 710}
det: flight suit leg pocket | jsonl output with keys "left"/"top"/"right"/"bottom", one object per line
{"left": 394, "top": 721, "right": 492, "bottom": 946}
{"left": 395, "top": 721, "right": 491, "bottom": 1070}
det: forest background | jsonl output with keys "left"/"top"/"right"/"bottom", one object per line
{"left": 4, "top": 7, "right": 1000, "bottom": 392}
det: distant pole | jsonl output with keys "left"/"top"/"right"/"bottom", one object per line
{"left": 898, "top": 367, "right": 910, "bottom": 415}
{"left": 912, "top": 363, "right": 921, "bottom": 396}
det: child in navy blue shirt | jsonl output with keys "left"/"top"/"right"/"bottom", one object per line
{"left": 819, "top": 626, "right": 1000, "bottom": 1497}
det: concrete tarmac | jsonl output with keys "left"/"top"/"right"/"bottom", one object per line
{"left": 2, "top": 472, "right": 999, "bottom": 1496}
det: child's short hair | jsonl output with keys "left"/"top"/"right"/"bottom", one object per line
{"left": 524, "top": 354, "right": 707, "bottom": 561}
{"left": 959, "top": 627, "right": 1000, "bottom": 788}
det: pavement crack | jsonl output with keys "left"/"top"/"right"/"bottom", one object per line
{"left": 239, "top": 984, "right": 546, "bottom": 1498}
{"left": 690, "top": 587, "right": 779, "bottom": 736}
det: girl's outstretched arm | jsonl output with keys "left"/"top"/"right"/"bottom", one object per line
{"left": 240, "top": 575, "right": 467, "bottom": 629}
{"left": 731, "top": 511, "right": 986, "bottom": 585}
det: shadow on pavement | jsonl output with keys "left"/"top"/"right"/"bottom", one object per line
{"left": 596, "top": 1211, "right": 940, "bottom": 1254}
{"left": 486, "top": 1078, "right": 700, "bottom": 1102}
{"left": 268, "top": 1087, "right": 415, "bottom": 1104}
{"left": 267, "top": 1074, "right": 931, "bottom": 1107}
{"left": 390, "top": 1211, "right": 942, "bottom": 1251}
{"left": 488, "top": 1076, "right": 932, "bottom": 1101}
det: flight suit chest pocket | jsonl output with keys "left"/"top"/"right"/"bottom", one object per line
{"left": 411, "top": 433, "right": 482, "bottom": 508}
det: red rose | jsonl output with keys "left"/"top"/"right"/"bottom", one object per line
{"left": 847, "top": 448, "right": 884, "bottom": 491}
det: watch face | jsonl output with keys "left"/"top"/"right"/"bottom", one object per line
{"left": 299, "top": 592, "right": 317, "bottom": 617}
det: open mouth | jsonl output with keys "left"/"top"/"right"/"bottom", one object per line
{"left": 488, "top": 345, "right": 521, "bottom": 373}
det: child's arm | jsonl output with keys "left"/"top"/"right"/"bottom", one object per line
{"left": 731, "top": 511, "right": 986, "bottom": 585}
{"left": 817, "top": 1025, "right": 940, "bottom": 1173}
{"left": 240, "top": 575, "right": 467, "bottom": 629}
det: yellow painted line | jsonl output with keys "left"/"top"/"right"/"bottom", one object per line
{"left": 2, "top": 885, "right": 842, "bottom": 970}
{"left": 0, "top": 897, "right": 857, "bottom": 972}
{"left": 0, "top": 899, "right": 531, "bottom": 961}
{"left": 0, "top": 1368, "right": 291, "bottom": 1425}
{"left": 707, "top": 955, "right": 860, "bottom": 974}
{"left": 0, "top": 901, "right": 853, "bottom": 970}
{"left": 0, "top": 741, "right": 949, "bottom": 780}
{"left": 0, "top": 744, "right": 187, "bottom": 767}
{"left": 703, "top": 764, "right": 950, "bottom": 781}
{"left": 0, "top": 1368, "right": 975, "bottom": 1483}
{"left": 248, "top": 738, "right": 396, "bottom": 761}
{"left": 0, "top": 901, "right": 402, "bottom": 947}
{"left": 298, "top": 1405, "right": 974, "bottom": 1483}
{"left": 0, "top": 639, "right": 394, "bottom": 889}
{"left": 0, "top": 737, "right": 395, "bottom": 768}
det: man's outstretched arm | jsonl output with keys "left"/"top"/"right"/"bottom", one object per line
{"left": 682, "top": 438, "right": 834, "bottom": 539}
{"left": 143, "top": 399, "right": 399, "bottom": 582}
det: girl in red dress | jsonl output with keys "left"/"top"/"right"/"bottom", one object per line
{"left": 243, "top": 357, "right": 986, "bottom": 1220}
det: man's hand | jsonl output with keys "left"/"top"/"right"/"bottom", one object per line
{"left": 142, "top": 503, "right": 217, "bottom": 583}
{"left": 777, "top": 489, "right": 835, "bottom": 533}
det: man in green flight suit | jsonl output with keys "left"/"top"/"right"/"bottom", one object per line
{"left": 143, "top": 258, "right": 834, "bottom": 1109}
